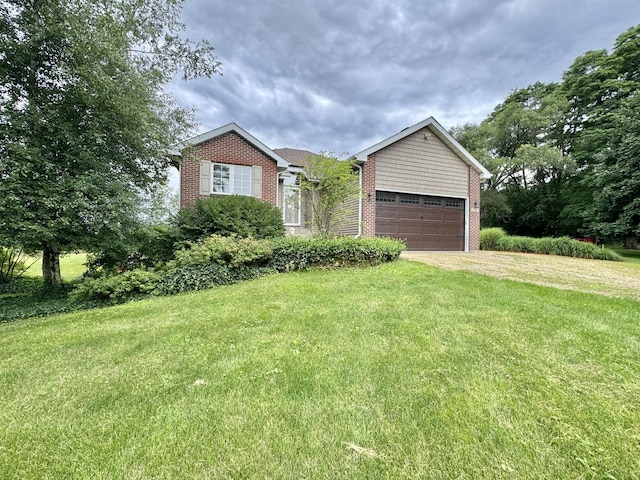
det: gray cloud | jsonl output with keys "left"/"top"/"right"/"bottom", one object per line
{"left": 167, "top": 0, "right": 640, "bottom": 155}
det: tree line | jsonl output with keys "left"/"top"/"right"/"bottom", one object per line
{"left": 452, "top": 24, "right": 640, "bottom": 248}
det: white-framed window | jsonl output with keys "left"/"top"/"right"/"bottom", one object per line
{"left": 282, "top": 174, "right": 301, "bottom": 225}
{"left": 212, "top": 163, "right": 251, "bottom": 196}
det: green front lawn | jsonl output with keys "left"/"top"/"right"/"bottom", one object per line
{"left": 1, "top": 260, "right": 639, "bottom": 478}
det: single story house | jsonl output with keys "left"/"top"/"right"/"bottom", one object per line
{"left": 177, "top": 117, "right": 491, "bottom": 251}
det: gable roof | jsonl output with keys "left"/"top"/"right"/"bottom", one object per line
{"left": 354, "top": 117, "right": 491, "bottom": 179}
{"left": 273, "top": 148, "right": 319, "bottom": 169}
{"left": 174, "top": 122, "right": 290, "bottom": 169}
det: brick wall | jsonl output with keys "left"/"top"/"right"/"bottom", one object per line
{"left": 468, "top": 167, "right": 481, "bottom": 251}
{"left": 180, "top": 132, "right": 279, "bottom": 208}
{"left": 360, "top": 153, "right": 377, "bottom": 237}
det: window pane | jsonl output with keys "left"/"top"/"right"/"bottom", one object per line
{"left": 424, "top": 197, "right": 442, "bottom": 207}
{"left": 399, "top": 195, "right": 420, "bottom": 204}
{"left": 283, "top": 186, "right": 300, "bottom": 224}
{"left": 376, "top": 192, "right": 396, "bottom": 203}
{"left": 212, "top": 164, "right": 231, "bottom": 193}
{"left": 234, "top": 165, "right": 251, "bottom": 196}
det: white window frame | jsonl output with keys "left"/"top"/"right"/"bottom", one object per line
{"left": 281, "top": 174, "right": 301, "bottom": 226}
{"left": 283, "top": 185, "right": 301, "bottom": 226}
{"left": 211, "top": 163, "right": 251, "bottom": 196}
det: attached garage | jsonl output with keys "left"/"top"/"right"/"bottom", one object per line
{"left": 354, "top": 117, "right": 491, "bottom": 251}
{"left": 375, "top": 191, "right": 465, "bottom": 251}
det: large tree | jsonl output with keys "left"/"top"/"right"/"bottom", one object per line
{"left": 561, "top": 24, "right": 640, "bottom": 245}
{"left": 0, "top": 0, "right": 220, "bottom": 283}
{"left": 452, "top": 83, "right": 576, "bottom": 236}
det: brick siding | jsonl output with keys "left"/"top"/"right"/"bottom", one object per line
{"left": 180, "top": 132, "right": 279, "bottom": 208}
{"left": 468, "top": 167, "right": 481, "bottom": 251}
{"left": 360, "top": 153, "right": 377, "bottom": 237}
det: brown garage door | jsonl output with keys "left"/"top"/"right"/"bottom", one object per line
{"left": 375, "top": 191, "right": 465, "bottom": 251}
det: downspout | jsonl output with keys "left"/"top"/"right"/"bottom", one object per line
{"left": 177, "top": 164, "right": 181, "bottom": 209}
{"left": 354, "top": 163, "right": 363, "bottom": 238}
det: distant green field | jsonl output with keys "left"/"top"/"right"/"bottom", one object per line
{"left": 24, "top": 253, "right": 87, "bottom": 281}
{"left": 607, "top": 245, "right": 640, "bottom": 263}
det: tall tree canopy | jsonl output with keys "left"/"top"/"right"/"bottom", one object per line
{"left": 454, "top": 24, "right": 640, "bottom": 245}
{"left": 563, "top": 24, "right": 640, "bottom": 246}
{"left": 452, "top": 82, "right": 575, "bottom": 237}
{"left": 0, "top": 0, "right": 220, "bottom": 283}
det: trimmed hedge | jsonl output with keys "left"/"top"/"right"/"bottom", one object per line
{"left": 268, "top": 236, "right": 405, "bottom": 272}
{"left": 480, "top": 229, "right": 622, "bottom": 261}
{"left": 173, "top": 235, "right": 273, "bottom": 268}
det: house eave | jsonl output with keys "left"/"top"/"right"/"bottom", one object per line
{"left": 354, "top": 116, "right": 491, "bottom": 178}
{"left": 174, "top": 122, "right": 290, "bottom": 169}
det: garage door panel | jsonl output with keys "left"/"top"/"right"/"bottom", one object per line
{"left": 389, "top": 205, "right": 421, "bottom": 220}
{"left": 444, "top": 224, "right": 464, "bottom": 237}
{"left": 422, "top": 220, "right": 444, "bottom": 235}
{"left": 375, "top": 221, "right": 399, "bottom": 235}
{"left": 396, "top": 221, "right": 423, "bottom": 235}
{"left": 421, "top": 210, "right": 445, "bottom": 221}
{"left": 374, "top": 205, "right": 397, "bottom": 219}
{"left": 442, "top": 210, "right": 464, "bottom": 222}
{"left": 375, "top": 190, "right": 465, "bottom": 251}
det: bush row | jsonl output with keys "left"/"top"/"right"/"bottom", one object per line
{"left": 479, "top": 228, "right": 622, "bottom": 261}
{"left": 268, "top": 236, "right": 405, "bottom": 272}
{"left": 71, "top": 236, "right": 406, "bottom": 303}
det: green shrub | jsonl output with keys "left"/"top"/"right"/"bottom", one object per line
{"left": 268, "top": 236, "right": 405, "bottom": 272}
{"left": 489, "top": 234, "right": 622, "bottom": 261}
{"left": 173, "top": 235, "right": 273, "bottom": 268}
{"left": 496, "top": 235, "right": 537, "bottom": 253}
{"left": 70, "top": 269, "right": 161, "bottom": 303}
{"left": 479, "top": 228, "right": 507, "bottom": 251}
{"left": 176, "top": 196, "right": 285, "bottom": 242}
{"left": 155, "top": 264, "right": 273, "bottom": 296}
{"left": 87, "top": 224, "right": 181, "bottom": 274}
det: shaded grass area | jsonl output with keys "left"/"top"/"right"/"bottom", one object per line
{"left": 1, "top": 261, "right": 639, "bottom": 479}
{"left": 1, "top": 254, "right": 91, "bottom": 322}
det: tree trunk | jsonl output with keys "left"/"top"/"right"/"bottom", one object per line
{"left": 42, "top": 242, "right": 62, "bottom": 285}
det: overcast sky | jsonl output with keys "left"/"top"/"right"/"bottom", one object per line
{"left": 167, "top": 0, "right": 640, "bottom": 156}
